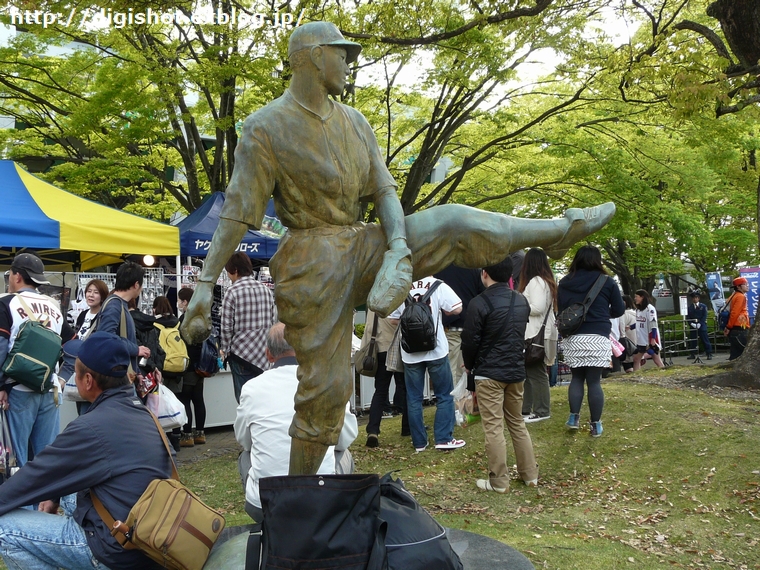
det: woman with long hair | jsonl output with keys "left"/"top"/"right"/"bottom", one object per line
{"left": 177, "top": 287, "right": 209, "bottom": 447}
{"left": 632, "top": 290, "right": 665, "bottom": 371}
{"left": 518, "top": 248, "right": 557, "bottom": 423}
{"left": 557, "top": 246, "right": 625, "bottom": 437}
{"left": 75, "top": 279, "right": 108, "bottom": 339}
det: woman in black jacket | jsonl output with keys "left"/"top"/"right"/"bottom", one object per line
{"left": 557, "top": 246, "right": 624, "bottom": 437}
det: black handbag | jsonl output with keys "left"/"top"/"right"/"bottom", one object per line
{"left": 355, "top": 313, "right": 380, "bottom": 377}
{"left": 525, "top": 309, "right": 551, "bottom": 365}
{"left": 259, "top": 474, "right": 387, "bottom": 570}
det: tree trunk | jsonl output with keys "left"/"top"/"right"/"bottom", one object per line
{"left": 707, "top": 0, "right": 760, "bottom": 69}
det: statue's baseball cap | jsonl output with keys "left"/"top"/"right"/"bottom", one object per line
{"left": 10, "top": 253, "right": 49, "bottom": 285}
{"left": 288, "top": 21, "right": 362, "bottom": 63}
{"left": 65, "top": 331, "right": 131, "bottom": 378}
{"left": 733, "top": 277, "right": 748, "bottom": 287}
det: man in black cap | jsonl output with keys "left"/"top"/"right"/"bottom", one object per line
{"left": 686, "top": 291, "right": 712, "bottom": 360}
{"left": 181, "top": 21, "right": 617, "bottom": 475}
{"left": 0, "top": 331, "right": 172, "bottom": 570}
{"left": 0, "top": 253, "right": 69, "bottom": 467}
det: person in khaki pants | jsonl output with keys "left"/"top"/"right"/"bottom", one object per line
{"left": 461, "top": 257, "right": 538, "bottom": 493}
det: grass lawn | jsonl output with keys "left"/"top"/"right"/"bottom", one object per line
{"left": 180, "top": 367, "right": 760, "bottom": 570}
{"left": 2, "top": 367, "right": 755, "bottom": 570}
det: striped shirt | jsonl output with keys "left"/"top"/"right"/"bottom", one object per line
{"left": 220, "top": 276, "right": 277, "bottom": 370}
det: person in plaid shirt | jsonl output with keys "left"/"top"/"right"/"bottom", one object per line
{"left": 221, "top": 252, "right": 277, "bottom": 402}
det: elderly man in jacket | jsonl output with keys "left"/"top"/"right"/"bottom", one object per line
{"left": 0, "top": 331, "right": 172, "bottom": 570}
{"left": 461, "top": 258, "right": 537, "bottom": 494}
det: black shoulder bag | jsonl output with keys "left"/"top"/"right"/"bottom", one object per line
{"left": 556, "top": 275, "right": 608, "bottom": 337}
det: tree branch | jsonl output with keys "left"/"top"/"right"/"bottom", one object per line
{"left": 341, "top": 0, "right": 554, "bottom": 46}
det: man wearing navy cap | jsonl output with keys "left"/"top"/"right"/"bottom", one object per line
{"left": 0, "top": 331, "right": 172, "bottom": 570}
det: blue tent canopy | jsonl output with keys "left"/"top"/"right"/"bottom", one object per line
{"left": 177, "top": 192, "right": 280, "bottom": 259}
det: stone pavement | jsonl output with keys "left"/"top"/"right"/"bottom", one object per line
{"left": 174, "top": 426, "right": 242, "bottom": 467}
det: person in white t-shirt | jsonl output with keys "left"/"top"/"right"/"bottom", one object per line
{"left": 633, "top": 290, "right": 665, "bottom": 370}
{"left": 389, "top": 276, "right": 464, "bottom": 452}
{"left": 0, "top": 254, "right": 65, "bottom": 467}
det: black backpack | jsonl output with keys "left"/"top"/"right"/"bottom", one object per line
{"left": 400, "top": 280, "right": 442, "bottom": 353}
{"left": 718, "top": 294, "right": 733, "bottom": 329}
{"left": 195, "top": 335, "right": 221, "bottom": 377}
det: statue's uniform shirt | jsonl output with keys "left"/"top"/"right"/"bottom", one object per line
{"left": 220, "top": 90, "right": 397, "bottom": 445}
{"left": 220, "top": 90, "right": 396, "bottom": 230}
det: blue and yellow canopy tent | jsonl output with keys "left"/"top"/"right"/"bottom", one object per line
{"left": 0, "top": 160, "right": 179, "bottom": 271}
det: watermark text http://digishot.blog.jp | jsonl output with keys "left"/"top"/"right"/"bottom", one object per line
{"left": 7, "top": 7, "right": 305, "bottom": 29}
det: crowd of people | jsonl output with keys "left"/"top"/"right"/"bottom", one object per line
{"left": 0, "top": 246, "right": 752, "bottom": 567}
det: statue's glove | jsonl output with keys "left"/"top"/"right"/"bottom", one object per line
{"left": 367, "top": 247, "right": 413, "bottom": 318}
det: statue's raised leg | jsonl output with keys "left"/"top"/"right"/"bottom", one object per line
{"left": 404, "top": 203, "right": 616, "bottom": 278}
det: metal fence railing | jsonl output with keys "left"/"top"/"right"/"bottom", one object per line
{"left": 659, "top": 318, "right": 728, "bottom": 363}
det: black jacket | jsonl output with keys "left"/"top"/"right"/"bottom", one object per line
{"left": 131, "top": 309, "right": 165, "bottom": 373}
{"left": 434, "top": 265, "right": 485, "bottom": 328}
{"left": 557, "top": 269, "right": 625, "bottom": 337}
{"left": 461, "top": 283, "right": 530, "bottom": 383}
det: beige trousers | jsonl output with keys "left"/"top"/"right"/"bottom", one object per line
{"left": 476, "top": 378, "right": 538, "bottom": 490}
{"left": 446, "top": 329, "right": 465, "bottom": 386}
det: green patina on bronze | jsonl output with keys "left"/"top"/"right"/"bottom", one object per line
{"left": 180, "top": 21, "right": 616, "bottom": 475}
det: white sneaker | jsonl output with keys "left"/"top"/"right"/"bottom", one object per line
{"left": 476, "top": 479, "right": 507, "bottom": 494}
{"left": 435, "top": 439, "right": 466, "bottom": 450}
{"left": 524, "top": 414, "right": 550, "bottom": 423}
{"left": 415, "top": 444, "right": 428, "bottom": 453}
{"left": 524, "top": 479, "right": 538, "bottom": 487}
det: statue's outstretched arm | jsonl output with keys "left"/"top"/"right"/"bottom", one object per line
{"left": 367, "top": 186, "right": 413, "bottom": 317}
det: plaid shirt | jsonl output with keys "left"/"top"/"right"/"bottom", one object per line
{"left": 221, "top": 276, "right": 277, "bottom": 370}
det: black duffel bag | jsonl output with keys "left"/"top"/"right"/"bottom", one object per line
{"left": 380, "top": 472, "right": 463, "bottom": 570}
{"left": 252, "top": 472, "right": 462, "bottom": 570}
{"left": 259, "top": 474, "right": 387, "bottom": 570}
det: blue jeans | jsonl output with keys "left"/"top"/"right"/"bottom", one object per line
{"left": 228, "top": 355, "right": 263, "bottom": 403}
{"left": 0, "top": 494, "right": 107, "bottom": 570}
{"left": 404, "top": 356, "right": 455, "bottom": 448}
{"left": 7, "top": 390, "right": 59, "bottom": 467}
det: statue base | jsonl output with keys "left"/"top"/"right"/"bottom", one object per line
{"left": 204, "top": 525, "right": 535, "bottom": 569}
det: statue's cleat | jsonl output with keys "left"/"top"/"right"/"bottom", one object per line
{"left": 544, "top": 202, "right": 616, "bottom": 259}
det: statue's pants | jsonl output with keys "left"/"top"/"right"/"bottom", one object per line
{"left": 270, "top": 204, "right": 566, "bottom": 445}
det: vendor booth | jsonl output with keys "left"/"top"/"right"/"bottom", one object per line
{"left": 0, "top": 160, "right": 187, "bottom": 428}
{"left": 175, "top": 192, "right": 283, "bottom": 427}
{"left": 177, "top": 191, "right": 280, "bottom": 259}
{"left": 0, "top": 160, "right": 179, "bottom": 271}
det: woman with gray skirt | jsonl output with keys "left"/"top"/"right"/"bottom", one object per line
{"left": 518, "top": 248, "right": 557, "bottom": 423}
{"left": 557, "top": 246, "right": 624, "bottom": 437}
